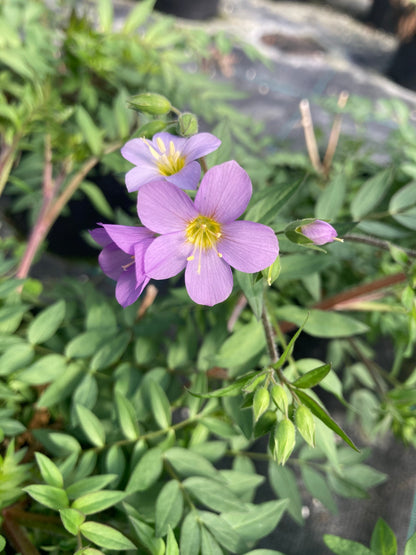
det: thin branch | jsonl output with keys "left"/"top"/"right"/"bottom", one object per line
{"left": 323, "top": 90, "right": 349, "bottom": 175}
{"left": 299, "top": 99, "right": 322, "bottom": 173}
{"left": 261, "top": 304, "right": 279, "bottom": 364}
{"left": 345, "top": 233, "right": 416, "bottom": 258}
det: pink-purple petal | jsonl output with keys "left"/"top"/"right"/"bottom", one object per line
{"left": 219, "top": 221, "right": 279, "bottom": 272}
{"left": 185, "top": 249, "right": 233, "bottom": 306}
{"left": 125, "top": 165, "right": 161, "bottom": 192}
{"left": 90, "top": 227, "right": 112, "bottom": 248}
{"left": 121, "top": 138, "right": 154, "bottom": 165}
{"left": 98, "top": 245, "right": 131, "bottom": 280}
{"left": 152, "top": 132, "right": 187, "bottom": 153}
{"left": 100, "top": 224, "right": 154, "bottom": 255}
{"left": 134, "top": 239, "right": 154, "bottom": 283}
{"left": 115, "top": 267, "right": 141, "bottom": 307}
{"left": 181, "top": 133, "right": 221, "bottom": 161}
{"left": 167, "top": 161, "right": 201, "bottom": 190}
{"left": 144, "top": 232, "right": 191, "bottom": 280}
{"left": 195, "top": 161, "right": 252, "bottom": 223}
{"left": 138, "top": 181, "right": 198, "bottom": 234}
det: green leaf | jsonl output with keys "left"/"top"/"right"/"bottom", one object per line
{"left": 200, "top": 526, "right": 223, "bottom": 555}
{"left": 246, "top": 179, "right": 303, "bottom": 224}
{"left": 65, "top": 330, "right": 113, "bottom": 359}
{"left": 315, "top": 171, "right": 346, "bottom": 220}
{"left": 128, "top": 515, "right": 165, "bottom": 555}
{"left": 24, "top": 484, "right": 69, "bottom": 510}
{"left": 155, "top": 480, "right": 183, "bottom": 537}
{"left": 222, "top": 499, "right": 289, "bottom": 542}
{"left": 219, "top": 470, "right": 265, "bottom": 497}
{"left": 105, "top": 446, "right": 126, "bottom": 488}
{"left": 275, "top": 306, "right": 368, "bottom": 338}
{"left": 405, "top": 532, "right": 416, "bottom": 555}
{"left": 80, "top": 521, "right": 135, "bottom": 551}
{"left": 126, "top": 447, "right": 163, "bottom": 493}
{"left": 122, "top": 0, "right": 155, "bottom": 33}
{"left": 66, "top": 475, "right": 118, "bottom": 499}
{"left": 164, "top": 447, "right": 219, "bottom": 479}
{"left": 183, "top": 477, "right": 242, "bottom": 512}
{"left": 60, "top": 508, "right": 85, "bottom": 535}
{"left": 235, "top": 271, "right": 264, "bottom": 320}
{"left": 166, "top": 526, "right": 179, "bottom": 555}
{"left": 33, "top": 430, "right": 81, "bottom": 457}
{"left": 300, "top": 465, "right": 337, "bottom": 514}
{"left": 199, "top": 511, "right": 247, "bottom": 553}
{"left": 180, "top": 512, "right": 201, "bottom": 555}
{"left": 292, "top": 364, "right": 331, "bottom": 388}
{"left": 17, "top": 354, "right": 67, "bottom": 385}
{"left": 97, "top": 0, "right": 113, "bottom": 32}
{"left": 350, "top": 169, "right": 393, "bottom": 220}
{"left": 295, "top": 389, "right": 359, "bottom": 451}
{"left": 90, "top": 331, "right": 130, "bottom": 371}
{"left": 0, "top": 344, "right": 34, "bottom": 376}
{"left": 72, "top": 490, "right": 126, "bottom": 515}
{"left": 36, "top": 362, "right": 84, "bottom": 408}
{"left": 75, "top": 106, "right": 103, "bottom": 156}
{"left": 75, "top": 405, "right": 106, "bottom": 448}
{"left": 324, "top": 534, "right": 374, "bottom": 555}
{"left": 370, "top": 518, "right": 397, "bottom": 555}
{"left": 35, "top": 452, "right": 64, "bottom": 488}
{"left": 0, "top": 535, "right": 6, "bottom": 551}
{"left": 389, "top": 182, "right": 416, "bottom": 230}
{"left": 80, "top": 182, "right": 113, "bottom": 220}
{"left": 279, "top": 253, "right": 334, "bottom": 280}
{"left": 188, "top": 371, "right": 257, "bottom": 399}
{"left": 147, "top": 379, "right": 171, "bottom": 429}
{"left": 214, "top": 317, "right": 266, "bottom": 367}
{"left": 115, "top": 390, "right": 140, "bottom": 440}
{"left": 269, "top": 463, "right": 302, "bottom": 524}
{"left": 27, "top": 300, "right": 66, "bottom": 345}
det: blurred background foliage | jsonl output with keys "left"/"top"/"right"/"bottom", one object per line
{"left": 0, "top": 0, "right": 415, "bottom": 553}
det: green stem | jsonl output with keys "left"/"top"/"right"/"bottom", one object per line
{"left": 261, "top": 303, "right": 279, "bottom": 364}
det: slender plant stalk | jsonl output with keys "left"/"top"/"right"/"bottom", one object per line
{"left": 261, "top": 303, "right": 279, "bottom": 364}
{"left": 345, "top": 233, "right": 416, "bottom": 258}
{"left": 299, "top": 99, "right": 322, "bottom": 173}
{"left": 322, "top": 90, "right": 349, "bottom": 175}
{"left": 16, "top": 141, "right": 122, "bottom": 279}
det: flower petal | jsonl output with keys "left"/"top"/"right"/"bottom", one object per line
{"left": 195, "top": 160, "right": 252, "bottom": 223}
{"left": 185, "top": 249, "right": 233, "bottom": 306}
{"left": 219, "top": 221, "right": 279, "bottom": 272}
{"left": 115, "top": 267, "right": 142, "bottom": 307}
{"left": 134, "top": 239, "right": 154, "bottom": 283}
{"left": 121, "top": 138, "right": 154, "bottom": 165}
{"left": 167, "top": 161, "right": 201, "bottom": 190}
{"left": 144, "top": 232, "right": 191, "bottom": 280}
{"left": 90, "top": 227, "right": 111, "bottom": 248}
{"left": 125, "top": 165, "right": 161, "bottom": 192}
{"left": 99, "top": 224, "right": 153, "bottom": 255}
{"left": 181, "top": 133, "right": 221, "bottom": 160}
{"left": 152, "top": 132, "right": 187, "bottom": 153}
{"left": 138, "top": 181, "right": 198, "bottom": 234}
{"left": 99, "top": 244, "right": 131, "bottom": 280}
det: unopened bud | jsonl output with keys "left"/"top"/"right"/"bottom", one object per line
{"left": 128, "top": 93, "right": 172, "bottom": 115}
{"left": 253, "top": 387, "right": 270, "bottom": 422}
{"left": 178, "top": 112, "right": 199, "bottom": 137}
{"left": 295, "top": 405, "right": 315, "bottom": 447}
{"left": 273, "top": 418, "right": 296, "bottom": 465}
{"left": 299, "top": 220, "right": 338, "bottom": 246}
{"left": 271, "top": 384, "right": 289, "bottom": 415}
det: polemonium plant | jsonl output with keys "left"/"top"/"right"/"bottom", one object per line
{"left": 138, "top": 160, "right": 279, "bottom": 305}
{"left": 90, "top": 224, "right": 154, "bottom": 307}
{"left": 121, "top": 131, "right": 221, "bottom": 192}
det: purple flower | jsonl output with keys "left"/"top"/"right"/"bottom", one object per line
{"left": 137, "top": 160, "right": 279, "bottom": 306}
{"left": 300, "top": 220, "right": 338, "bottom": 245}
{"left": 90, "top": 224, "right": 154, "bottom": 307}
{"left": 121, "top": 131, "right": 221, "bottom": 192}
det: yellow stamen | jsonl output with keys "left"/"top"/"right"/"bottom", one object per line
{"left": 156, "top": 137, "right": 166, "bottom": 153}
{"left": 185, "top": 216, "right": 223, "bottom": 274}
{"left": 141, "top": 137, "right": 186, "bottom": 176}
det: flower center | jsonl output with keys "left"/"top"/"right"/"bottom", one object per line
{"left": 185, "top": 215, "right": 223, "bottom": 274}
{"left": 143, "top": 137, "right": 186, "bottom": 176}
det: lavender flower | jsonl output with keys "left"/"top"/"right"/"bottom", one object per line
{"left": 137, "top": 160, "right": 279, "bottom": 306}
{"left": 121, "top": 131, "right": 221, "bottom": 192}
{"left": 300, "top": 220, "right": 338, "bottom": 246}
{"left": 90, "top": 224, "right": 154, "bottom": 307}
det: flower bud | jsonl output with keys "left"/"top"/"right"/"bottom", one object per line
{"left": 295, "top": 405, "right": 315, "bottom": 447}
{"left": 128, "top": 93, "right": 172, "bottom": 115}
{"left": 273, "top": 418, "right": 296, "bottom": 465}
{"left": 299, "top": 220, "right": 338, "bottom": 246}
{"left": 253, "top": 387, "right": 270, "bottom": 422}
{"left": 271, "top": 384, "right": 289, "bottom": 415}
{"left": 178, "top": 112, "right": 199, "bottom": 137}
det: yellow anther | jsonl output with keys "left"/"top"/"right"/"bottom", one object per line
{"left": 156, "top": 137, "right": 166, "bottom": 153}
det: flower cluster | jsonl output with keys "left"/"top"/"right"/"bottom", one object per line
{"left": 92, "top": 131, "right": 336, "bottom": 307}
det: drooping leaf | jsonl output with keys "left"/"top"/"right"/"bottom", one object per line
{"left": 60, "top": 508, "right": 85, "bottom": 535}
{"left": 269, "top": 463, "right": 302, "bottom": 524}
